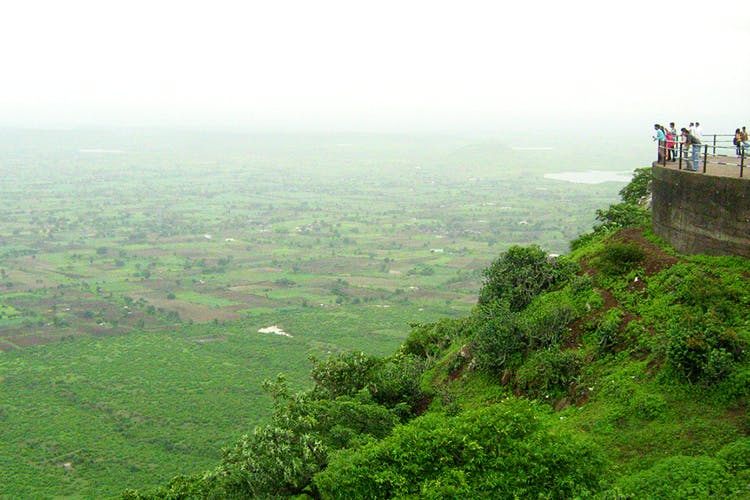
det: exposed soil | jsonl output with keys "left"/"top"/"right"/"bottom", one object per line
{"left": 609, "top": 227, "right": 680, "bottom": 277}
{"left": 569, "top": 227, "right": 680, "bottom": 350}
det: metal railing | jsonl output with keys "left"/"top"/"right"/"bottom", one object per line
{"left": 657, "top": 134, "right": 746, "bottom": 178}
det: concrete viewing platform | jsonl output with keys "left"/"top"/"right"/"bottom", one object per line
{"left": 651, "top": 162, "right": 750, "bottom": 258}
{"left": 652, "top": 155, "right": 747, "bottom": 179}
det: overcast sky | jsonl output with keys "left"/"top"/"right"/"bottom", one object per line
{"left": 2, "top": 0, "right": 747, "bottom": 133}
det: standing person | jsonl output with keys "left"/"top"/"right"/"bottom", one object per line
{"left": 694, "top": 122, "right": 703, "bottom": 140}
{"left": 668, "top": 122, "right": 678, "bottom": 161}
{"left": 679, "top": 123, "right": 688, "bottom": 158}
{"left": 666, "top": 125, "right": 677, "bottom": 161}
{"left": 681, "top": 127, "right": 702, "bottom": 171}
{"left": 741, "top": 126, "right": 750, "bottom": 152}
{"left": 653, "top": 124, "right": 666, "bottom": 162}
{"left": 734, "top": 128, "right": 743, "bottom": 156}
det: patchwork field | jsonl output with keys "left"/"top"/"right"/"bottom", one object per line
{"left": 0, "top": 130, "right": 646, "bottom": 496}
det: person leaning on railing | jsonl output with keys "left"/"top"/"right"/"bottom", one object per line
{"left": 681, "top": 127, "right": 701, "bottom": 171}
{"left": 653, "top": 124, "right": 666, "bottom": 162}
{"left": 668, "top": 122, "right": 678, "bottom": 161}
{"left": 735, "top": 128, "right": 743, "bottom": 156}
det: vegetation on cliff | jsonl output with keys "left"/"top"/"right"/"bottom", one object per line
{"left": 123, "top": 168, "right": 750, "bottom": 498}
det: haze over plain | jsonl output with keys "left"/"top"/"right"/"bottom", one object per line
{"left": 1, "top": 0, "right": 747, "bottom": 134}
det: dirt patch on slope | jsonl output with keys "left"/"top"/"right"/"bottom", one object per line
{"left": 569, "top": 227, "right": 681, "bottom": 350}
{"left": 608, "top": 227, "right": 680, "bottom": 277}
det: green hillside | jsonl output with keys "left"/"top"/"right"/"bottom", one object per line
{"left": 121, "top": 169, "right": 750, "bottom": 498}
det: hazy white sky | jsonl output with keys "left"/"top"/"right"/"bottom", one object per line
{"left": 1, "top": 0, "right": 747, "bottom": 132}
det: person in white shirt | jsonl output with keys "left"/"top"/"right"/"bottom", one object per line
{"left": 694, "top": 122, "right": 703, "bottom": 140}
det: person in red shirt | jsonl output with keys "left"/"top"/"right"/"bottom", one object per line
{"left": 666, "top": 124, "right": 677, "bottom": 162}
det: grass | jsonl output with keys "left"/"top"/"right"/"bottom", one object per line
{"left": 0, "top": 304, "right": 453, "bottom": 497}
{"left": 0, "top": 130, "right": 639, "bottom": 496}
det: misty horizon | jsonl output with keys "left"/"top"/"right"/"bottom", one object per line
{"left": 1, "top": 1, "right": 746, "bottom": 134}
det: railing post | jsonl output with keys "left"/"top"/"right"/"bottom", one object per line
{"left": 678, "top": 144, "right": 682, "bottom": 170}
{"left": 703, "top": 145, "right": 708, "bottom": 172}
{"left": 712, "top": 134, "right": 716, "bottom": 156}
{"left": 742, "top": 147, "right": 745, "bottom": 178}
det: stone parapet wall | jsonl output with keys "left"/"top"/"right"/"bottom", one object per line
{"left": 651, "top": 165, "right": 750, "bottom": 257}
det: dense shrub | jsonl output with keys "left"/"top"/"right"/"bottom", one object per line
{"left": 309, "top": 350, "right": 429, "bottom": 417}
{"left": 570, "top": 203, "right": 650, "bottom": 251}
{"left": 131, "top": 378, "right": 405, "bottom": 500}
{"left": 646, "top": 263, "right": 749, "bottom": 325}
{"left": 367, "top": 354, "right": 429, "bottom": 417}
{"left": 403, "top": 318, "right": 465, "bottom": 359}
{"left": 471, "top": 305, "right": 526, "bottom": 373}
{"left": 716, "top": 438, "right": 750, "bottom": 474}
{"left": 513, "top": 348, "right": 581, "bottom": 400}
{"left": 594, "top": 203, "right": 651, "bottom": 233}
{"left": 216, "top": 425, "right": 328, "bottom": 499}
{"left": 310, "top": 351, "right": 382, "bottom": 398}
{"left": 607, "top": 455, "right": 732, "bottom": 498}
{"left": 519, "top": 292, "right": 576, "bottom": 349}
{"left": 618, "top": 167, "right": 652, "bottom": 205}
{"left": 665, "top": 319, "right": 747, "bottom": 384}
{"left": 594, "top": 371, "right": 666, "bottom": 425}
{"left": 594, "top": 307, "right": 624, "bottom": 354}
{"left": 315, "top": 399, "right": 604, "bottom": 499}
{"left": 717, "top": 364, "right": 750, "bottom": 402}
{"left": 596, "top": 242, "right": 645, "bottom": 276}
{"left": 478, "top": 245, "right": 577, "bottom": 312}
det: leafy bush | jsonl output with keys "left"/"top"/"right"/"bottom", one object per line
{"left": 309, "top": 350, "right": 429, "bottom": 417}
{"left": 315, "top": 399, "right": 604, "bottom": 499}
{"left": 716, "top": 364, "right": 750, "bottom": 403}
{"left": 470, "top": 305, "right": 526, "bottom": 373}
{"left": 594, "top": 371, "right": 666, "bottom": 426}
{"left": 594, "top": 203, "right": 651, "bottom": 233}
{"left": 310, "top": 351, "right": 381, "bottom": 398}
{"left": 569, "top": 272, "right": 594, "bottom": 296}
{"left": 665, "top": 319, "right": 747, "bottom": 384}
{"left": 570, "top": 203, "right": 650, "bottom": 251}
{"left": 618, "top": 167, "right": 652, "bottom": 205}
{"left": 138, "top": 377, "right": 405, "bottom": 500}
{"left": 367, "top": 354, "right": 429, "bottom": 417}
{"left": 567, "top": 273, "right": 605, "bottom": 313}
{"left": 594, "top": 307, "right": 624, "bottom": 354}
{"left": 403, "top": 318, "right": 466, "bottom": 359}
{"left": 643, "top": 264, "right": 750, "bottom": 366}
{"left": 519, "top": 292, "right": 576, "bottom": 349}
{"left": 716, "top": 438, "right": 750, "bottom": 474}
{"left": 478, "top": 245, "right": 577, "bottom": 312}
{"left": 596, "top": 242, "right": 645, "bottom": 276}
{"left": 513, "top": 348, "right": 581, "bottom": 400}
{"left": 607, "top": 455, "right": 732, "bottom": 498}
{"left": 217, "top": 425, "right": 328, "bottom": 499}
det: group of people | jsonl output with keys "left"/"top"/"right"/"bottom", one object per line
{"left": 733, "top": 127, "right": 749, "bottom": 155}
{"left": 653, "top": 122, "right": 703, "bottom": 171}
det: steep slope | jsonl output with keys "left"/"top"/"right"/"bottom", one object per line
{"left": 123, "top": 171, "right": 750, "bottom": 499}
